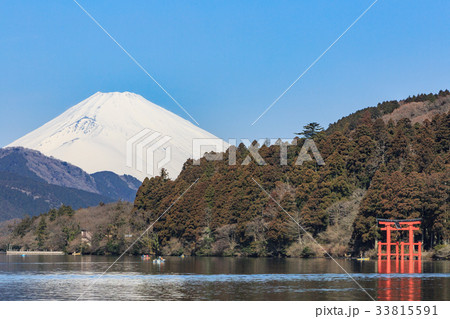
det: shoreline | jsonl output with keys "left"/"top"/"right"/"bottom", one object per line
{"left": 6, "top": 250, "right": 65, "bottom": 255}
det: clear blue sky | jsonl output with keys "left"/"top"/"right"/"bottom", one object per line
{"left": 1, "top": 0, "right": 449, "bottom": 146}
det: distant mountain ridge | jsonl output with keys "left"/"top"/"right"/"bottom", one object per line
{"left": 91, "top": 171, "right": 141, "bottom": 202}
{"left": 0, "top": 147, "right": 98, "bottom": 193}
{"left": 0, "top": 171, "right": 113, "bottom": 221}
{"left": 0, "top": 147, "right": 141, "bottom": 198}
{"left": 0, "top": 147, "right": 141, "bottom": 221}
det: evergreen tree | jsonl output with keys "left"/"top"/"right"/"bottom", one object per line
{"left": 35, "top": 217, "right": 48, "bottom": 249}
{"left": 295, "top": 122, "right": 324, "bottom": 139}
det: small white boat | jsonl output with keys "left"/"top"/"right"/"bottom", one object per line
{"left": 153, "top": 257, "right": 165, "bottom": 264}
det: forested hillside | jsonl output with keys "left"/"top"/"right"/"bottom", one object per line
{"left": 0, "top": 202, "right": 133, "bottom": 253}
{"left": 3, "top": 92, "right": 449, "bottom": 258}
{"left": 130, "top": 93, "right": 449, "bottom": 257}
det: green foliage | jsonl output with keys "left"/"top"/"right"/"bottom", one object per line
{"left": 160, "top": 168, "right": 169, "bottom": 181}
{"left": 105, "top": 237, "right": 126, "bottom": 255}
{"left": 404, "top": 90, "right": 449, "bottom": 103}
{"left": 13, "top": 215, "right": 33, "bottom": 237}
{"left": 48, "top": 208, "right": 57, "bottom": 221}
{"left": 35, "top": 217, "right": 48, "bottom": 248}
{"left": 62, "top": 223, "right": 80, "bottom": 243}
{"left": 300, "top": 246, "right": 315, "bottom": 258}
{"left": 295, "top": 122, "right": 324, "bottom": 139}
{"left": 327, "top": 102, "right": 398, "bottom": 134}
{"left": 58, "top": 205, "right": 75, "bottom": 217}
{"left": 149, "top": 233, "right": 161, "bottom": 255}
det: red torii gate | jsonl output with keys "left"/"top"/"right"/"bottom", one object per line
{"left": 376, "top": 218, "right": 422, "bottom": 300}
{"left": 377, "top": 218, "right": 422, "bottom": 261}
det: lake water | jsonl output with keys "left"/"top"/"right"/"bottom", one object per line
{"left": 0, "top": 255, "right": 448, "bottom": 301}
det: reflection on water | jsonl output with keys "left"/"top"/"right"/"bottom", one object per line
{"left": 0, "top": 255, "right": 448, "bottom": 301}
{"left": 377, "top": 260, "right": 423, "bottom": 301}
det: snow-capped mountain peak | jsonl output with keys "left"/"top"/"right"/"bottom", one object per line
{"left": 8, "top": 92, "right": 226, "bottom": 180}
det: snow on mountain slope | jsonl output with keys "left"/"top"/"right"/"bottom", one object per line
{"left": 8, "top": 92, "right": 226, "bottom": 180}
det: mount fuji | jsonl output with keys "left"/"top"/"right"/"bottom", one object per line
{"left": 8, "top": 92, "right": 226, "bottom": 180}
